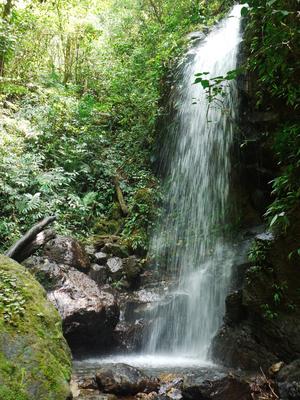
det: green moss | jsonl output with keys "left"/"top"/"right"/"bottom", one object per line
{"left": 0, "top": 255, "right": 72, "bottom": 400}
{"left": 93, "top": 218, "right": 122, "bottom": 235}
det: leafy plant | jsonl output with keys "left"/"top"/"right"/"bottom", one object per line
{"left": 0, "top": 270, "right": 26, "bottom": 326}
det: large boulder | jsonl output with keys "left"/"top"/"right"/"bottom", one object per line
{"left": 44, "top": 236, "right": 90, "bottom": 272}
{"left": 95, "top": 363, "right": 158, "bottom": 395}
{"left": 24, "top": 256, "right": 119, "bottom": 351}
{"left": 182, "top": 372, "right": 252, "bottom": 400}
{"left": 276, "top": 359, "right": 300, "bottom": 400}
{"left": 0, "top": 255, "right": 72, "bottom": 400}
{"left": 211, "top": 324, "right": 278, "bottom": 370}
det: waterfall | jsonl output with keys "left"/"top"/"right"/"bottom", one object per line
{"left": 144, "top": 5, "right": 243, "bottom": 360}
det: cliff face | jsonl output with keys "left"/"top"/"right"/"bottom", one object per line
{"left": 0, "top": 254, "right": 72, "bottom": 400}
{"left": 211, "top": 46, "right": 300, "bottom": 370}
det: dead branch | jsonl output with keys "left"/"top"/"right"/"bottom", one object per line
{"left": 5, "top": 216, "right": 56, "bottom": 262}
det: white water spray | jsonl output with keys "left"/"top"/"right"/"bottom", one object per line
{"left": 144, "top": 5, "right": 243, "bottom": 361}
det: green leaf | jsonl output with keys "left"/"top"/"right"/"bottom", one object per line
{"left": 241, "top": 7, "right": 249, "bottom": 17}
{"left": 270, "top": 214, "right": 279, "bottom": 227}
{"left": 200, "top": 80, "right": 210, "bottom": 89}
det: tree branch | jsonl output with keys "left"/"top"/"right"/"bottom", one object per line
{"left": 5, "top": 216, "right": 57, "bottom": 262}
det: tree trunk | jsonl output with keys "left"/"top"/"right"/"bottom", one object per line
{"left": 5, "top": 216, "right": 56, "bottom": 262}
{"left": 0, "top": 0, "right": 13, "bottom": 76}
{"left": 114, "top": 176, "right": 129, "bottom": 216}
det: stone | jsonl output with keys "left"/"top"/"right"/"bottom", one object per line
{"left": 95, "top": 363, "right": 158, "bottom": 395}
{"left": 47, "top": 268, "right": 119, "bottom": 350}
{"left": 211, "top": 324, "right": 279, "bottom": 370}
{"left": 44, "top": 235, "right": 90, "bottom": 271}
{"left": 23, "top": 255, "right": 67, "bottom": 290}
{"left": 77, "top": 376, "right": 98, "bottom": 390}
{"left": 276, "top": 359, "right": 300, "bottom": 400}
{"left": 123, "top": 256, "right": 143, "bottom": 288}
{"left": 114, "top": 320, "right": 147, "bottom": 352}
{"left": 224, "top": 290, "right": 247, "bottom": 325}
{"left": 25, "top": 256, "right": 119, "bottom": 351}
{"left": 102, "top": 242, "right": 129, "bottom": 258}
{"left": 136, "top": 392, "right": 159, "bottom": 400}
{"left": 89, "top": 263, "right": 108, "bottom": 285}
{"left": 107, "top": 257, "right": 123, "bottom": 279}
{"left": 85, "top": 244, "right": 97, "bottom": 259}
{"left": 182, "top": 373, "right": 252, "bottom": 400}
{"left": 213, "top": 222, "right": 300, "bottom": 371}
{"left": 166, "top": 388, "right": 182, "bottom": 400}
{"left": 159, "top": 376, "right": 183, "bottom": 400}
{"left": 186, "top": 31, "right": 206, "bottom": 42}
{"left": 95, "top": 252, "right": 108, "bottom": 265}
{"left": 0, "top": 255, "right": 72, "bottom": 400}
{"left": 268, "top": 361, "right": 284, "bottom": 377}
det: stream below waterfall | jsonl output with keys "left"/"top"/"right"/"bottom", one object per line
{"left": 75, "top": 3, "right": 244, "bottom": 384}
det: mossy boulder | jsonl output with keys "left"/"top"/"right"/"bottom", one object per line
{"left": 0, "top": 255, "right": 72, "bottom": 400}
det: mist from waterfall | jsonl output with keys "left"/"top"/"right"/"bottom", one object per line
{"left": 144, "top": 5, "right": 243, "bottom": 361}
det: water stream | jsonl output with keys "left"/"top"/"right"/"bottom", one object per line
{"left": 143, "top": 4, "right": 243, "bottom": 361}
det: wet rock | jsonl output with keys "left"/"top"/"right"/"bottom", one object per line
{"left": 211, "top": 324, "right": 278, "bottom": 370}
{"left": 159, "top": 376, "right": 183, "bottom": 400}
{"left": 113, "top": 320, "right": 147, "bottom": 352}
{"left": 182, "top": 373, "right": 252, "bottom": 400}
{"left": 44, "top": 235, "right": 90, "bottom": 271}
{"left": 122, "top": 288, "right": 163, "bottom": 322}
{"left": 77, "top": 375, "right": 98, "bottom": 390}
{"left": 25, "top": 256, "right": 119, "bottom": 351}
{"left": 89, "top": 263, "right": 108, "bottom": 285}
{"left": 95, "top": 363, "right": 158, "bottom": 395}
{"left": 276, "top": 359, "right": 300, "bottom": 400}
{"left": 48, "top": 268, "right": 119, "bottom": 350}
{"left": 95, "top": 252, "right": 108, "bottom": 265}
{"left": 186, "top": 31, "right": 206, "bottom": 42}
{"left": 224, "top": 290, "right": 247, "bottom": 325}
{"left": 105, "top": 256, "right": 143, "bottom": 288}
{"left": 166, "top": 388, "right": 182, "bottom": 400}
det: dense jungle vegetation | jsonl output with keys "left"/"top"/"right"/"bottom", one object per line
{"left": 0, "top": 0, "right": 234, "bottom": 253}
{"left": 0, "top": 0, "right": 299, "bottom": 254}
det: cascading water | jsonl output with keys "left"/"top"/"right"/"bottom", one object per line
{"left": 74, "top": 6, "right": 244, "bottom": 374}
{"left": 144, "top": 5, "right": 243, "bottom": 361}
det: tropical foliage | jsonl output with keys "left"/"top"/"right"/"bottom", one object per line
{"left": 241, "top": 0, "right": 299, "bottom": 233}
{"left": 0, "top": 0, "right": 232, "bottom": 252}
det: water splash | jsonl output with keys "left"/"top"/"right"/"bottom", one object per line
{"left": 144, "top": 5, "right": 243, "bottom": 360}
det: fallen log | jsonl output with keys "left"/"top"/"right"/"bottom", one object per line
{"left": 5, "top": 216, "right": 56, "bottom": 262}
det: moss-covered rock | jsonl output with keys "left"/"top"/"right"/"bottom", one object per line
{"left": 0, "top": 255, "right": 72, "bottom": 400}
